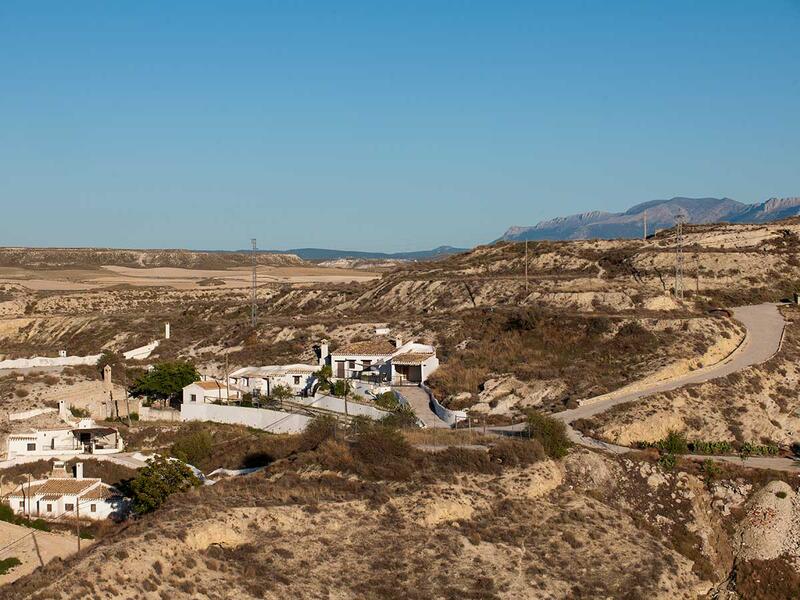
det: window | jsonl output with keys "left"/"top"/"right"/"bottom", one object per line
{"left": 191, "top": 394, "right": 197, "bottom": 403}
{"left": 46, "top": 504, "right": 52, "bottom": 512}
{"left": 26, "top": 443, "right": 36, "bottom": 452}
{"left": 293, "top": 376, "right": 301, "bottom": 385}
{"left": 348, "top": 360, "right": 355, "bottom": 369}
{"left": 363, "top": 360, "right": 371, "bottom": 368}
{"left": 90, "top": 504, "right": 97, "bottom": 513}
{"left": 65, "top": 503, "right": 74, "bottom": 512}
{"left": 19, "top": 501, "right": 24, "bottom": 509}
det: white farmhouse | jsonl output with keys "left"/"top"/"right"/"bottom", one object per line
{"left": 329, "top": 336, "right": 440, "bottom": 384}
{"left": 6, "top": 461, "right": 127, "bottom": 521}
{"left": 182, "top": 379, "right": 243, "bottom": 405}
{"left": 6, "top": 419, "right": 123, "bottom": 460}
{"left": 229, "top": 364, "right": 319, "bottom": 397}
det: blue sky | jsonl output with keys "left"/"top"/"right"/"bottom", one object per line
{"left": 1, "top": 1, "right": 798, "bottom": 251}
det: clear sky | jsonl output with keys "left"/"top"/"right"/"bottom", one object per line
{"left": 1, "top": 1, "right": 798, "bottom": 252}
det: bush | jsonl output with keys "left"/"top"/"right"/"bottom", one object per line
{"left": 658, "top": 453, "right": 677, "bottom": 471}
{"left": 524, "top": 411, "right": 571, "bottom": 459}
{"left": 171, "top": 430, "right": 214, "bottom": 466}
{"left": 299, "top": 416, "right": 338, "bottom": 451}
{"left": 373, "top": 391, "right": 400, "bottom": 411}
{"left": 353, "top": 425, "right": 411, "bottom": 465}
{"left": 379, "top": 406, "right": 419, "bottom": 429}
{"left": 128, "top": 412, "right": 140, "bottom": 421}
{"left": 14, "top": 388, "right": 29, "bottom": 398}
{"left": 270, "top": 384, "right": 293, "bottom": 401}
{"left": 332, "top": 380, "right": 351, "bottom": 398}
{"left": 661, "top": 430, "right": 688, "bottom": 455}
{"left": 70, "top": 406, "right": 91, "bottom": 418}
{"left": 489, "top": 438, "right": 546, "bottom": 467}
{"left": 0, "top": 557, "right": 21, "bottom": 575}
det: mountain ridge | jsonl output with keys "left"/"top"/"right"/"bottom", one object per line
{"left": 501, "top": 196, "right": 800, "bottom": 241}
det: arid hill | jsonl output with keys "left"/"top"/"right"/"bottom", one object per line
{"left": 0, "top": 247, "right": 304, "bottom": 270}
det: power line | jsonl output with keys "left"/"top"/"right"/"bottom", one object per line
{"left": 251, "top": 238, "right": 258, "bottom": 328}
{"left": 674, "top": 214, "right": 685, "bottom": 300}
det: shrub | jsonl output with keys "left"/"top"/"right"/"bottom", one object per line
{"left": 489, "top": 438, "right": 545, "bottom": 466}
{"left": 128, "top": 412, "right": 140, "bottom": 421}
{"left": 661, "top": 430, "right": 688, "bottom": 455}
{"left": 299, "top": 416, "right": 338, "bottom": 451}
{"left": 658, "top": 453, "right": 677, "bottom": 471}
{"left": 373, "top": 391, "right": 400, "bottom": 411}
{"left": 0, "top": 557, "right": 21, "bottom": 575}
{"left": 171, "top": 430, "right": 214, "bottom": 466}
{"left": 776, "top": 491, "right": 788, "bottom": 499}
{"left": 353, "top": 425, "right": 411, "bottom": 465}
{"left": 270, "top": 384, "right": 293, "bottom": 401}
{"left": 70, "top": 406, "right": 91, "bottom": 418}
{"left": 14, "top": 388, "right": 29, "bottom": 398}
{"left": 524, "top": 411, "right": 571, "bottom": 459}
{"left": 332, "top": 380, "right": 351, "bottom": 398}
{"left": 379, "top": 406, "right": 419, "bottom": 429}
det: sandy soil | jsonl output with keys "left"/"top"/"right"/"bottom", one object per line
{"left": 0, "top": 521, "right": 85, "bottom": 586}
{"left": 0, "top": 264, "right": 378, "bottom": 291}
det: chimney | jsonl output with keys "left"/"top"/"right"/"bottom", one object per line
{"left": 103, "top": 364, "right": 112, "bottom": 392}
{"left": 318, "top": 340, "right": 329, "bottom": 366}
{"left": 394, "top": 335, "right": 403, "bottom": 349}
{"left": 58, "top": 399, "right": 68, "bottom": 419}
{"left": 165, "top": 322, "right": 171, "bottom": 339}
{"left": 51, "top": 460, "right": 68, "bottom": 478}
{"left": 74, "top": 462, "right": 84, "bottom": 480}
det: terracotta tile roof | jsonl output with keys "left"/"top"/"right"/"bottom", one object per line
{"left": 332, "top": 340, "right": 396, "bottom": 356}
{"left": 195, "top": 380, "right": 225, "bottom": 390}
{"left": 8, "top": 482, "right": 44, "bottom": 498}
{"left": 391, "top": 352, "right": 434, "bottom": 366}
{"left": 82, "top": 485, "right": 119, "bottom": 500}
{"left": 36, "top": 478, "right": 100, "bottom": 496}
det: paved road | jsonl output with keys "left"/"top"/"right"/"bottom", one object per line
{"left": 558, "top": 303, "right": 787, "bottom": 424}
{"left": 394, "top": 385, "right": 450, "bottom": 428}
{"left": 492, "top": 303, "right": 800, "bottom": 472}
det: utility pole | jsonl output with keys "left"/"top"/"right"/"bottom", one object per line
{"left": 251, "top": 238, "right": 258, "bottom": 328}
{"left": 224, "top": 352, "right": 230, "bottom": 404}
{"left": 643, "top": 210, "right": 647, "bottom": 241}
{"left": 524, "top": 240, "right": 529, "bottom": 293}
{"left": 76, "top": 499, "right": 81, "bottom": 552}
{"left": 674, "top": 215, "right": 685, "bottom": 300}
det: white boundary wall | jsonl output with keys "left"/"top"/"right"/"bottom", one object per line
{"left": 0, "top": 354, "right": 101, "bottom": 370}
{"left": 123, "top": 341, "right": 160, "bottom": 361}
{"left": 421, "top": 383, "right": 467, "bottom": 426}
{"left": 297, "top": 395, "right": 390, "bottom": 420}
{"left": 181, "top": 402, "right": 311, "bottom": 433}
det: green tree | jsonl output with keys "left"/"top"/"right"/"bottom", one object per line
{"left": 270, "top": 384, "right": 293, "bottom": 400}
{"left": 129, "top": 456, "right": 201, "bottom": 514}
{"left": 315, "top": 365, "right": 332, "bottom": 392}
{"left": 129, "top": 361, "right": 199, "bottom": 406}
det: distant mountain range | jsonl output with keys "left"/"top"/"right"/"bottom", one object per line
{"left": 501, "top": 197, "right": 800, "bottom": 242}
{"left": 261, "top": 246, "right": 468, "bottom": 261}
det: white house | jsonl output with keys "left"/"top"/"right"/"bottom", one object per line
{"left": 182, "top": 379, "right": 243, "bottom": 405}
{"left": 6, "top": 461, "right": 127, "bottom": 521}
{"left": 329, "top": 336, "right": 439, "bottom": 384}
{"left": 229, "top": 364, "right": 319, "bottom": 397}
{"left": 6, "top": 420, "right": 123, "bottom": 460}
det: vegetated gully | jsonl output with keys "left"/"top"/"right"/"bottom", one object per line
{"left": 492, "top": 303, "right": 800, "bottom": 472}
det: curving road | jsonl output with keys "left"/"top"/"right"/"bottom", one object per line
{"left": 493, "top": 303, "right": 800, "bottom": 471}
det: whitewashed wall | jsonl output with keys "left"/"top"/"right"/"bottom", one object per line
{"left": 180, "top": 402, "right": 311, "bottom": 433}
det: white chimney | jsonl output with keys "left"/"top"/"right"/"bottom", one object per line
{"left": 318, "top": 340, "right": 329, "bottom": 366}
{"left": 58, "top": 400, "right": 68, "bottom": 419}
{"left": 394, "top": 335, "right": 403, "bottom": 349}
{"left": 74, "top": 462, "right": 84, "bottom": 480}
{"left": 165, "top": 322, "right": 171, "bottom": 339}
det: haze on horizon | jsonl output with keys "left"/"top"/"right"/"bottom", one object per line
{"left": 1, "top": 1, "right": 798, "bottom": 252}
